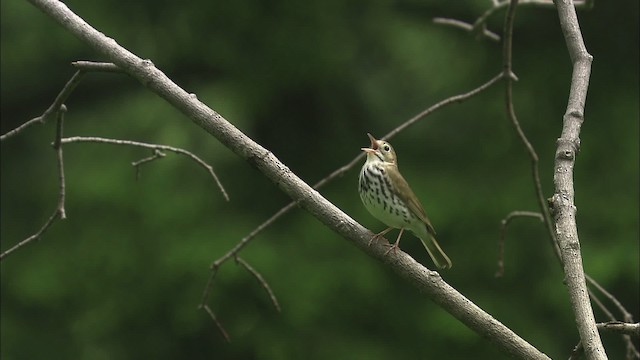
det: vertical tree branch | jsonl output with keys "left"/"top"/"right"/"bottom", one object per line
{"left": 502, "top": 0, "right": 561, "bottom": 260}
{"left": 53, "top": 106, "right": 67, "bottom": 220}
{"left": 550, "top": 1, "right": 605, "bottom": 359}
{"left": 0, "top": 106, "right": 68, "bottom": 260}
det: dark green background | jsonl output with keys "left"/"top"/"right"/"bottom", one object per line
{"left": 1, "top": 1, "right": 638, "bottom": 359}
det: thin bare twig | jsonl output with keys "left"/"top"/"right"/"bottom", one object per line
{"left": 435, "top": 0, "right": 592, "bottom": 47}
{"left": 1, "top": 107, "right": 68, "bottom": 260}
{"left": 625, "top": 340, "right": 638, "bottom": 359}
{"left": 202, "top": 304, "right": 230, "bottom": 343}
{"left": 60, "top": 136, "right": 229, "bottom": 201}
{"left": 199, "top": 265, "right": 219, "bottom": 309}
{"left": 132, "top": 149, "right": 166, "bottom": 181}
{"left": 433, "top": 0, "right": 560, "bottom": 47}
{"left": 586, "top": 274, "right": 636, "bottom": 324}
{"left": 313, "top": 71, "right": 506, "bottom": 191}
{"left": 569, "top": 341, "right": 584, "bottom": 360}
{"left": 315, "top": 72, "right": 506, "bottom": 188}
{"left": 474, "top": 0, "right": 555, "bottom": 33}
{"left": 432, "top": 17, "right": 501, "bottom": 42}
{"left": 589, "top": 288, "right": 617, "bottom": 321}
{"left": 235, "top": 257, "right": 281, "bottom": 312}
{"left": 71, "top": 61, "right": 122, "bottom": 73}
{"left": 1, "top": 71, "right": 84, "bottom": 142}
{"left": 209, "top": 203, "right": 296, "bottom": 271}
{"left": 596, "top": 322, "right": 640, "bottom": 338}
{"left": 199, "top": 203, "right": 296, "bottom": 337}
{"left": 383, "top": 72, "right": 506, "bottom": 141}
{"left": 503, "top": 0, "right": 560, "bottom": 261}
{"left": 574, "top": 290, "right": 640, "bottom": 359}
{"left": 495, "top": 211, "right": 543, "bottom": 277}
{"left": 1, "top": 62, "right": 124, "bottom": 257}
{"left": 53, "top": 107, "right": 67, "bottom": 220}
{"left": 587, "top": 277, "right": 639, "bottom": 359}
{"left": 198, "top": 269, "right": 232, "bottom": 342}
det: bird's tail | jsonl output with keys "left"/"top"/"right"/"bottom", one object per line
{"left": 418, "top": 232, "right": 452, "bottom": 270}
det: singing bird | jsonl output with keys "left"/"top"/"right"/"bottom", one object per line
{"left": 359, "top": 133, "right": 452, "bottom": 269}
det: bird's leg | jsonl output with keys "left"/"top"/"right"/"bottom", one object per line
{"left": 368, "top": 227, "right": 393, "bottom": 246}
{"left": 384, "top": 228, "right": 405, "bottom": 255}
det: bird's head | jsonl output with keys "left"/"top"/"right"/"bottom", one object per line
{"left": 361, "top": 133, "right": 397, "bottom": 164}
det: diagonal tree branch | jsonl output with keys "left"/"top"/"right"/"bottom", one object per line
{"left": 235, "top": 256, "right": 281, "bottom": 313}
{"left": 202, "top": 304, "right": 230, "bottom": 343}
{"left": 26, "top": 0, "right": 551, "bottom": 357}
{"left": 1, "top": 71, "right": 84, "bottom": 142}
{"left": 203, "top": 71, "right": 506, "bottom": 287}
{"left": 550, "top": 0, "right": 606, "bottom": 359}
{"left": 587, "top": 277, "right": 639, "bottom": 359}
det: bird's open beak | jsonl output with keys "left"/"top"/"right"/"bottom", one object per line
{"left": 361, "top": 133, "right": 379, "bottom": 153}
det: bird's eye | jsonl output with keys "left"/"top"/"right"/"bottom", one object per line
{"left": 383, "top": 144, "right": 390, "bottom": 152}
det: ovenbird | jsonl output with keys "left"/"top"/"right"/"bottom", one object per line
{"left": 359, "top": 133, "right": 452, "bottom": 269}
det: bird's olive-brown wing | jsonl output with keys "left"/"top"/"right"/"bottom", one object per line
{"left": 385, "top": 164, "right": 437, "bottom": 236}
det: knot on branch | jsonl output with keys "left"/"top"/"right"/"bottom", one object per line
{"left": 547, "top": 197, "right": 555, "bottom": 216}
{"left": 556, "top": 137, "right": 580, "bottom": 160}
{"left": 141, "top": 59, "right": 155, "bottom": 68}
{"left": 548, "top": 192, "right": 576, "bottom": 219}
{"left": 246, "top": 149, "right": 271, "bottom": 169}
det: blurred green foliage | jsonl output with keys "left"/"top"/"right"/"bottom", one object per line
{"left": 1, "top": 1, "right": 638, "bottom": 359}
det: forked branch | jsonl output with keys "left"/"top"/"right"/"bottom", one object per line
{"left": 60, "top": 136, "right": 229, "bottom": 201}
{"left": 0, "top": 107, "right": 68, "bottom": 260}
{"left": 1, "top": 71, "right": 85, "bottom": 142}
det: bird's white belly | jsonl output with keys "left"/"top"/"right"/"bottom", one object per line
{"left": 359, "top": 166, "right": 417, "bottom": 229}
{"left": 362, "top": 195, "right": 410, "bottom": 229}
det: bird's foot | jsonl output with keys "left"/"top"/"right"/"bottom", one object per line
{"left": 382, "top": 228, "right": 404, "bottom": 256}
{"left": 368, "top": 228, "right": 392, "bottom": 246}
{"left": 383, "top": 243, "right": 399, "bottom": 256}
